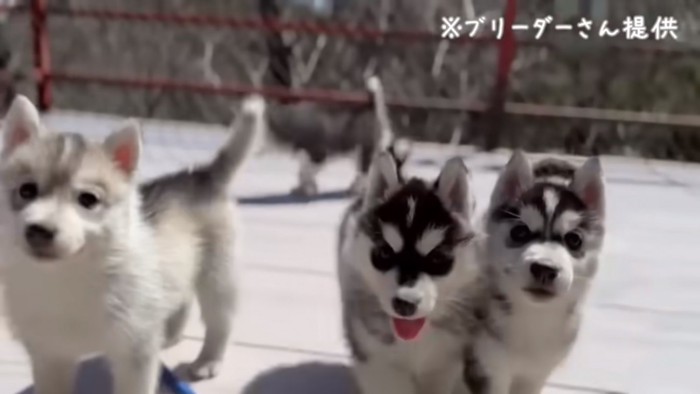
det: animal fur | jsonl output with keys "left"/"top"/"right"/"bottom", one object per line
{"left": 258, "top": 75, "right": 410, "bottom": 196}
{"left": 337, "top": 152, "right": 482, "bottom": 394}
{"left": 462, "top": 151, "right": 605, "bottom": 394}
{"left": 0, "top": 95, "right": 263, "bottom": 394}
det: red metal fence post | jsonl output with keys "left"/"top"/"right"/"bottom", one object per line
{"left": 484, "top": 0, "right": 518, "bottom": 150}
{"left": 31, "top": 0, "right": 51, "bottom": 111}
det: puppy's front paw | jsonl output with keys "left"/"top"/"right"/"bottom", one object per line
{"left": 348, "top": 175, "right": 367, "bottom": 195}
{"left": 291, "top": 182, "right": 318, "bottom": 197}
{"left": 176, "top": 360, "right": 222, "bottom": 381}
{"left": 162, "top": 334, "right": 182, "bottom": 349}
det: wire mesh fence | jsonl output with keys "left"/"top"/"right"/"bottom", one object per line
{"left": 504, "top": 0, "right": 700, "bottom": 160}
{"left": 2, "top": 0, "right": 700, "bottom": 161}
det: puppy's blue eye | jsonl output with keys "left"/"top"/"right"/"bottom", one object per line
{"left": 77, "top": 192, "right": 100, "bottom": 209}
{"left": 18, "top": 182, "right": 38, "bottom": 201}
{"left": 371, "top": 244, "right": 395, "bottom": 272}
{"left": 509, "top": 224, "right": 532, "bottom": 245}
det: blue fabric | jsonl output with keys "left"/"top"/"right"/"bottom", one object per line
{"left": 160, "top": 364, "right": 197, "bottom": 394}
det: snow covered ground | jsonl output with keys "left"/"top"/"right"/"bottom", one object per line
{"left": 1, "top": 111, "right": 699, "bottom": 394}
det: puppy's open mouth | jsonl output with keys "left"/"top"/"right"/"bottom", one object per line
{"left": 27, "top": 247, "right": 60, "bottom": 261}
{"left": 524, "top": 287, "right": 557, "bottom": 301}
{"left": 391, "top": 317, "right": 427, "bottom": 341}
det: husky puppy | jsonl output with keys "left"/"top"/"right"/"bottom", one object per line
{"left": 337, "top": 152, "right": 482, "bottom": 394}
{"left": 260, "top": 76, "right": 410, "bottom": 196}
{"left": 463, "top": 151, "right": 605, "bottom": 394}
{"left": 0, "top": 95, "right": 262, "bottom": 394}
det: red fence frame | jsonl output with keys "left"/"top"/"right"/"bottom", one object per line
{"left": 31, "top": 0, "right": 50, "bottom": 111}
{"left": 20, "top": 0, "right": 700, "bottom": 132}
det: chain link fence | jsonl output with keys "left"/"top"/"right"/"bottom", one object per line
{"left": 2, "top": 0, "right": 700, "bottom": 161}
{"left": 505, "top": 0, "right": 700, "bottom": 160}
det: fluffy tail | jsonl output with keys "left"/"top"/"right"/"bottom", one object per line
{"left": 366, "top": 75, "right": 411, "bottom": 172}
{"left": 206, "top": 95, "right": 264, "bottom": 189}
{"left": 366, "top": 75, "right": 394, "bottom": 150}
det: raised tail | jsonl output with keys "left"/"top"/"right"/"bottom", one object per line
{"left": 206, "top": 95, "right": 265, "bottom": 189}
{"left": 366, "top": 75, "right": 394, "bottom": 150}
{"left": 366, "top": 75, "right": 411, "bottom": 171}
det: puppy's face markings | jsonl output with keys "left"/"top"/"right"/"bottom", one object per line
{"left": 367, "top": 180, "right": 461, "bottom": 277}
{"left": 380, "top": 223, "right": 403, "bottom": 253}
{"left": 406, "top": 197, "right": 416, "bottom": 227}
{"left": 0, "top": 133, "right": 133, "bottom": 261}
{"left": 416, "top": 227, "right": 446, "bottom": 257}
{"left": 357, "top": 178, "right": 473, "bottom": 320}
{"left": 488, "top": 155, "right": 605, "bottom": 301}
{"left": 496, "top": 184, "right": 588, "bottom": 248}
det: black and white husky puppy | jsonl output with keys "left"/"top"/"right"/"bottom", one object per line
{"left": 337, "top": 152, "right": 482, "bottom": 394}
{"left": 463, "top": 151, "right": 605, "bottom": 394}
{"left": 261, "top": 76, "right": 410, "bottom": 196}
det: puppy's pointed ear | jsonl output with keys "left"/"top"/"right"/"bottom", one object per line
{"left": 362, "top": 152, "right": 400, "bottom": 211}
{"left": 571, "top": 157, "right": 605, "bottom": 219}
{"left": 2, "top": 95, "right": 43, "bottom": 157}
{"left": 435, "top": 157, "right": 473, "bottom": 220}
{"left": 490, "top": 150, "right": 534, "bottom": 207}
{"left": 103, "top": 119, "right": 142, "bottom": 178}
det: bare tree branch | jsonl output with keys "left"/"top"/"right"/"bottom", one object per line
{"left": 431, "top": 40, "right": 449, "bottom": 78}
{"left": 299, "top": 35, "right": 327, "bottom": 86}
{"left": 259, "top": 0, "right": 292, "bottom": 87}
{"left": 462, "top": 0, "right": 476, "bottom": 20}
{"left": 196, "top": 32, "right": 224, "bottom": 87}
{"left": 230, "top": 48, "right": 268, "bottom": 88}
{"left": 459, "top": 69, "right": 469, "bottom": 98}
{"left": 363, "top": 57, "right": 378, "bottom": 81}
{"left": 429, "top": 1, "right": 449, "bottom": 78}
{"left": 379, "top": 0, "right": 391, "bottom": 31}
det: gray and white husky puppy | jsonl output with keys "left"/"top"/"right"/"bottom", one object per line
{"left": 0, "top": 95, "right": 263, "bottom": 394}
{"left": 260, "top": 75, "right": 410, "bottom": 196}
{"left": 337, "top": 152, "right": 482, "bottom": 394}
{"left": 463, "top": 151, "right": 605, "bottom": 394}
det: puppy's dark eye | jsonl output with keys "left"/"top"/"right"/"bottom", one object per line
{"left": 564, "top": 232, "right": 583, "bottom": 251}
{"left": 371, "top": 244, "right": 395, "bottom": 272}
{"left": 424, "top": 250, "right": 453, "bottom": 277}
{"left": 18, "top": 182, "right": 38, "bottom": 201}
{"left": 509, "top": 224, "right": 532, "bottom": 245}
{"left": 77, "top": 192, "right": 100, "bottom": 209}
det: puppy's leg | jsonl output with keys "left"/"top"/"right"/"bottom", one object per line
{"left": 109, "top": 347, "right": 160, "bottom": 394}
{"left": 349, "top": 144, "right": 373, "bottom": 195}
{"left": 418, "top": 362, "right": 462, "bottom": 394}
{"left": 470, "top": 338, "right": 512, "bottom": 394}
{"left": 185, "top": 234, "right": 236, "bottom": 380}
{"left": 164, "top": 302, "right": 191, "bottom": 349}
{"left": 292, "top": 151, "right": 322, "bottom": 196}
{"left": 28, "top": 350, "right": 77, "bottom": 394}
{"left": 354, "top": 361, "right": 416, "bottom": 394}
{"left": 512, "top": 375, "right": 548, "bottom": 394}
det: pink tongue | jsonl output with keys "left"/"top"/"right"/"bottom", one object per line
{"left": 392, "top": 317, "right": 427, "bottom": 341}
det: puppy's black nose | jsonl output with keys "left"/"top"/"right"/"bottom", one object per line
{"left": 25, "top": 224, "right": 56, "bottom": 247}
{"left": 392, "top": 297, "right": 417, "bottom": 317}
{"left": 530, "top": 263, "right": 559, "bottom": 285}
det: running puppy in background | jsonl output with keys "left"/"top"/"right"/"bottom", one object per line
{"left": 338, "top": 152, "right": 482, "bottom": 394}
{"left": 258, "top": 75, "right": 409, "bottom": 196}
{"left": 463, "top": 151, "right": 605, "bottom": 394}
{"left": 0, "top": 95, "right": 262, "bottom": 394}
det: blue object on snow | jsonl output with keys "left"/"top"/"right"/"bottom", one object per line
{"left": 161, "top": 363, "right": 197, "bottom": 394}
{"left": 20, "top": 358, "right": 197, "bottom": 394}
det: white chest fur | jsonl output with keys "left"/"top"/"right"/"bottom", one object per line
{"left": 479, "top": 299, "right": 581, "bottom": 384}
{"left": 355, "top": 318, "right": 465, "bottom": 379}
{"left": 3, "top": 257, "right": 110, "bottom": 356}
